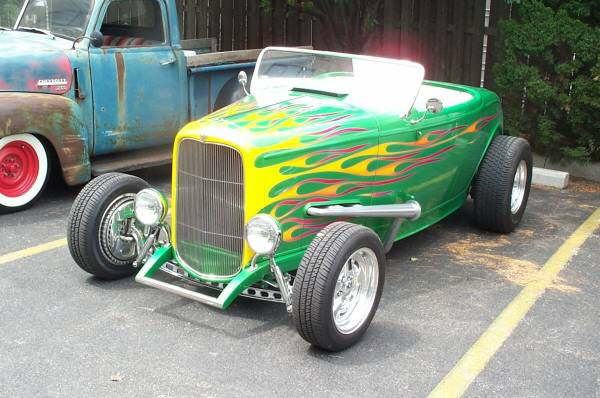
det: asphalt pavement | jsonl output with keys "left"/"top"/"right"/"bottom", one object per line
{"left": 1, "top": 166, "right": 599, "bottom": 398}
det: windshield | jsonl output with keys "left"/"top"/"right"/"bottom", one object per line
{"left": 252, "top": 48, "right": 425, "bottom": 116}
{"left": 17, "top": 0, "right": 94, "bottom": 39}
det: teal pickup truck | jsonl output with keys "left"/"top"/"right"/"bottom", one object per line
{"left": 0, "top": 0, "right": 257, "bottom": 213}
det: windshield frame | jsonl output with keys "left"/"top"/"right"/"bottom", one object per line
{"left": 251, "top": 47, "right": 426, "bottom": 117}
{"left": 14, "top": 0, "right": 95, "bottom": 40}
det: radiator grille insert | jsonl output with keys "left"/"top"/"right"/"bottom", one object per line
{"left": 175, "top": 139, "right": 244, "bottom": 278}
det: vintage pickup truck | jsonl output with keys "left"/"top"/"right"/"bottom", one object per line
{"left": 0, "top": 0, "right": 257, "bottom": 213}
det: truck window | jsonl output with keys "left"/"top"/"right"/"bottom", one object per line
{"left": 100, "top": 0, "right": 165, "bottom": 47}
{"left": 17, "top": 0, "right": 94, "bottom": 39}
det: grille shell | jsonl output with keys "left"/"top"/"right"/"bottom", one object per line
{"left": 174, "top": 139, "right": 245, "bottom": 278}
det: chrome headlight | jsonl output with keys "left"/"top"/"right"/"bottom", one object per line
{"left": 134, "top": 188, "right": 168, "bottom": 227}
{"left": 245, "top": 214, "right": 281, "bottom": 255}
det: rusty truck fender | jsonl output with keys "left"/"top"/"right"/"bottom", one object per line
{"left": 0, "top": 92, "right": 91, "bottom": 186}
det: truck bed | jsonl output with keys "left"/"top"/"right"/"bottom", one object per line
{"left": 186, "top": 48, "right": 264, "bottom": 68}
{"left": 181, "top": 37, "right": 263, "bottom": 68}
{"left": 182, "top": 41, "right": 312, "bottom": 68}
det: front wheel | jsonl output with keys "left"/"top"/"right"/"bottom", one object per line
{"left": 67, "top": 172, "right": 150, "bottom": 279}
{"left": 0, "top": 134, "right": 50, "bottom": 213}
{"left": 292, "top": 222, "right": 386, "bottom": 352}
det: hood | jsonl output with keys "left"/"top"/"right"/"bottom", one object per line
{"left": 176, "top": 92, "right": 381, "bottom": 248}
{"left": 0, "top": 31, "right": 73, "bottom": 94}
{"left": 181, "top": 91, "right": 378, "bottom": 154}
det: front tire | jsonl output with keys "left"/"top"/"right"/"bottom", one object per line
{"left": 471, "top": 135, "right": 532, "bottom": 233}
{"left": 0, "top": 134, "right": 50, "bottom": 213}
{"left": 292, "top": 222, "right": 386, "bottom": 352}
{"left": 67, "top": 172, "right": 149, "bottom": 279}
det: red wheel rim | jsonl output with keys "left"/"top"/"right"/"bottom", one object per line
{"left": 0, "top": 140, "right": 40, "bottom": 198}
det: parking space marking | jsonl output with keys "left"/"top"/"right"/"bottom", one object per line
{"left": 0, "top": 238, "right": 67, "bottom": 266}
{"left": 428, "top": 207, "right": 600, "bottom": 398}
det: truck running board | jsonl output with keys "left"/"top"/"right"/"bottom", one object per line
{"left": 91, "top": 145, "right": 172, "bottom": 176}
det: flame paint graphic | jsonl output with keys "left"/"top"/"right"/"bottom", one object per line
{"left": 281, "top": 217, "right": 348, "bottom": 242}
{"left": 210, "top": 98, "right": 498, "bottom": 244}
{"left": 256, "top": 113, "right": 499, "bottom": 242}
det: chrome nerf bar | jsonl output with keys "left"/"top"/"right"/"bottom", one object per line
{"left": 307, "top": 201, "right": 422, "bottom": 252}
{"left": 136, "top": 273, "right": 226, "bottom": 309}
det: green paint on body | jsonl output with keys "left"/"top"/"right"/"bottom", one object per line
{"left": 153, "top": 79, "right": 503, "bottom": 308}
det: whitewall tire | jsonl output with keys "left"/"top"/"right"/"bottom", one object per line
{"left": 0, "top": 134, "right": 49, "bottom": 213}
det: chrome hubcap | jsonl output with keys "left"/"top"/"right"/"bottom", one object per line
{"left": 511, "top": 160, "right": 528, "bottom": 214}
{"left": 100, "top": 194, "right": 139, "bottom": 263}
{"left": 332, "top": 247, "right": 379, "bottom": 335}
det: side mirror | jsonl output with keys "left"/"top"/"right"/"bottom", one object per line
{"left": 71, "top": 31, "right": 104, "bottom": 49}
{"left": 426, "top": 98, "right": 443, "bottom": 113}
{"left": 238, "top": 70, "right": 249, "bottom": 96}
{"left": 410, "top": 98, "right": 444, "bottom": 125}
{"left": 89, "top": 31, "right": 104, "bottom": 48}
{"left": 72, "top": 31, "right": 104, "bottom": 49}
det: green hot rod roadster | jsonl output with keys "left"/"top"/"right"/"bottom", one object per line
{"left": 67, "top": 47, "right": 532, "bottom": 351}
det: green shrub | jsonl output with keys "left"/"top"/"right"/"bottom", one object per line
{"left": 493, "top": 0, "right": 600, "bottom": 161}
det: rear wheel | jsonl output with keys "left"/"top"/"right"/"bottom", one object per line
{"left": 471, "top": 135, "right": 532, "bottom": 233}
{"left": 292, "top": 222, "right": 385, "bottom": 351}
{"left": 67, "top": 172, "right": 150, "bottom": 279}
{"left": 0, "top": 134, "right": 50, "bottom": 213}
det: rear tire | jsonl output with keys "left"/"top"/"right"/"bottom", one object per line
{"left": 471, "top": 135, "right": 532, "bottom": 233}
{"left": 0, "top": 134, "right": 50, "bottom": 213}
{"left": 67, "top": 172, "right": 149, "bottom": 279}
{"left": 292, "top": 222, "right": 385, "bottom": 352}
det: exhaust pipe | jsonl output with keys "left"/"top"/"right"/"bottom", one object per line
{"left": 307, "top": 200, "right": 422, "bottom": 252}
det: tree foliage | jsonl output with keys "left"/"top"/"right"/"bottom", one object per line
{"left": 493, "top": 0, "right": 600, "bottom": 161}
{"left": 260, "top": 0, "right": 384, "bottom": 53}
{"left": 0, "top": 0, "right": 23, "bottom": 28}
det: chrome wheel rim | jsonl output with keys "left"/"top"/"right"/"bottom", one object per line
{"left": 511, "top": 160, "right": 528, "bottom": 214}
{"left": 99, "top": 194, "right": 138, "bottom": 263}
{"left": 332, "top": 247, "right": 379, "bottom": 335}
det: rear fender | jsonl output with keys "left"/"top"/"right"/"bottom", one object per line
{"left": 469, "top": 107, "right": 504, "bottom": 189}
{"left": 0, "top": 93, "right": 91, "bottom": 186}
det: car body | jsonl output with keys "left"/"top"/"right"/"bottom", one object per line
{"left": 139, "top": 46, "right": 502, "bottom": 293}
{"left": 69, "top": 47, "right": 532, "bottom": 351}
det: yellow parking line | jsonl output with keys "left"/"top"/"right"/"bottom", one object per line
{"left": 0, "top": 196, "right": 170, "bottom": 267}
{"left": 428, "top": 207, "right": 600, "bottom": 398}
{"left": 0, "top": 238, "right": 68, "bottom": 266}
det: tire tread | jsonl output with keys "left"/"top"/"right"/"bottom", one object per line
{"left": 292, "top": 222, "right": 384, "bottom": 350}
{"left": 67, "top": 172, "right": 149, "bottom": 279}
{"left": 472, "top": 135, "right": 532, "bottom": 233}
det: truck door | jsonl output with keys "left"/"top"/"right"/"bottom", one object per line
{"left": 89, "top": 0, "right": 185, "bottom": 155}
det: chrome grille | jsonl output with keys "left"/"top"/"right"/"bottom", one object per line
{"left": 175, "top": 139, "right": 244, "bottom": 278}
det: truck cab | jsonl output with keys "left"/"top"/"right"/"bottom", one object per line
{"left": 0, "top": 0, "right": 255, "bottom": 213}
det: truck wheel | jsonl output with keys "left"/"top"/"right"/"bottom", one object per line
{"left": 471, "top": 135, "right": 532, "bottom": 233}
{"left": 292, "top": 222, "right": 386, "bottom": 352}
{"left": 0, "top": 134, "right": 50, "bottom": 213}
{"left": 67, "top": 172, "right": 149, "bottom": 280}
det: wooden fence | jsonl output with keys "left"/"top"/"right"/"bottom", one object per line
{"left": 175, "top": 0, "right": 313, "bottom": 51}
{"left": 2, "top": 0, "right": 509, "bottom": 88}
{"left": 175, "top": 0, "right": 509, "bottom": 88}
